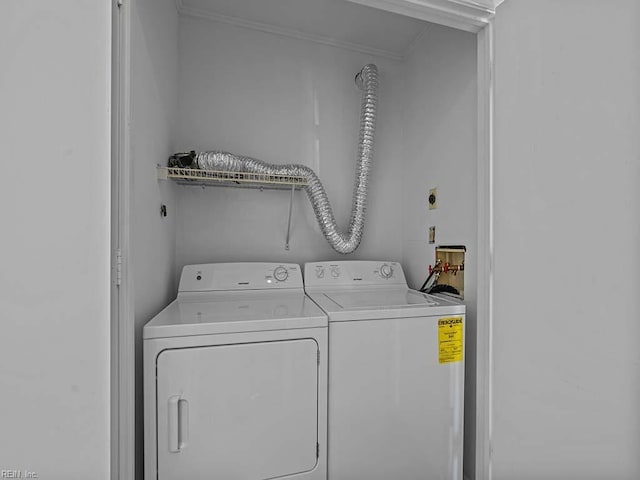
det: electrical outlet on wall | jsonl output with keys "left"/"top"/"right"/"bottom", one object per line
{"left": 428, "top": 188, "right": 438, "bottom": 210}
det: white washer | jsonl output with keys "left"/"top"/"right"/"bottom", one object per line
{"left": 144, "top": 263, "right": 328, "bottom": 480}
{"left": 304, "top": 261, "right": 465, "bottom": 480}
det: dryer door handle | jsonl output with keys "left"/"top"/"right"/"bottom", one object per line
{"left": 168, "top": 396, "right": 189, "bottom": 453}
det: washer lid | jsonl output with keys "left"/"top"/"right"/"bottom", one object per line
{"left": 143, "top": 291, "right": 327, "bottom": 339}
{"left": 324, "top": 289, "right": 437, "bottom": 309}
{"left": 306, "top": 287, "right": 464, "bottom": 321}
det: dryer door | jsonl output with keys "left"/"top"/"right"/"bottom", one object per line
{"left": 156, "top": 339, "right": 319, "bottom": 479}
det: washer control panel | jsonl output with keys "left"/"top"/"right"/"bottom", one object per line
{"left": 179, "top": 263, "right": 302, "bottom": 292}
{"left": 304, "top": 261, "right": 407, "bottom": 287}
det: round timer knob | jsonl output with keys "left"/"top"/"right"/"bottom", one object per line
{"left": 273, "top": 266, "right": 289, "bottom": 282}
{"left": 380, "top": 264, "right": 393, "bottom": 279}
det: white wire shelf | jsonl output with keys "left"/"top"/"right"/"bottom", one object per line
{"left": 157, "top": 166, "right": 309, "bottom": 188}
{"left": 157, "top": 165, "right": 304, "bottom": 250}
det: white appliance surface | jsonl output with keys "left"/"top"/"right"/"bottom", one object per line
{"left": 144, "top": 263, "right": 327, "bottom": 338}
{"left": 143, "top": 291, "right": 326, "bottom": 338}
{"left": 304, "top": 260, "right": 465, "bottom": 480}
{"left": 144, "top": 263, "right": 327, "bottom": 480}
{"left": 324, "top": 288, "right": 435, "bottom": 309}
{"left": 157, "top": 339, "right": 319, "bottom": 480}
{"left": 305, "top": 261, "right": 465, "bottom": 321}
{"left": 309, "top": 287, "right": 464, "bottom": 321}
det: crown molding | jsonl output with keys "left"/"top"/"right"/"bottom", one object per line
{"left": 174, "top": 1, "right": 405, "bottom": 61}
{"left": 345, "top": 0, "right": 497, "bottom": 33}
{"left": 173, "top": 0, "right": 500, "bottom": 60}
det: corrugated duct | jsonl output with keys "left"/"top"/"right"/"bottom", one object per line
{"left": 195, "top": 63, "right": 378, "bottom": 254}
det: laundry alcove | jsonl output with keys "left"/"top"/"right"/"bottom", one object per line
{"left": 112, "top": 0, "right": 496, "bottom": 478}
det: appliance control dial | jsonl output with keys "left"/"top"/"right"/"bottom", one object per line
{"left": 380, "top": 263, "right": 394, "bottom": 279}
{"left": 315, "top": 266, "right": 325, "bottom": 279}
{"left": 273, "top": 266, "right": 289, "bottom": 282}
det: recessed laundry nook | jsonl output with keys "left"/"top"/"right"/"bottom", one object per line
{"left": 123, "top": 0, "right": 486, "bottom": 478}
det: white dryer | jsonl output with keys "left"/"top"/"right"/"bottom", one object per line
{"left": 144, "top": 263, "right": 328, "bottom": 480}
{"left": 304, "top": 261, "right": 465, "bottom": 480}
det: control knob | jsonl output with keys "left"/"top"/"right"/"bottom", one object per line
{"left": 273, "top": 266, "right": 289, "bottom": 282}
{"left": 380, "top": 263, "right": 394, "bottom": 279}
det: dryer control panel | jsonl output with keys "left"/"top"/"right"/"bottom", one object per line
{"left": 304, "top": 261, "right": 407, "bottom": 288}
{"left": 179, "top": 263, "right": 303, "bottom": 292}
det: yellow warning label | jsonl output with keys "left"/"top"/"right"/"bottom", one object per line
{"left": 438, "top": 316, "right": 464, "bottom": 364}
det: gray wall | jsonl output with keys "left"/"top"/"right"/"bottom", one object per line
{"left": 130, "top": 0, "right": 179, "bottom": 477}
{"left": 492, "top": 1, "right": 640, "bottom": 478}
{"left": 0, "top": 1, "right": 111, "bottom": 477}
{"left": 400, "top": 23, "right": 478, "bottom": 479}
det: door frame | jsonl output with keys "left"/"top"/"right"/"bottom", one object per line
{"left": 111, "top": 0, "right": 134, "bottom": 479}
{"left": 110, "top": 1, "right": 497, "bottom": 479}
{"left": 475, "top": 21, "right": 494, "bottom": 480}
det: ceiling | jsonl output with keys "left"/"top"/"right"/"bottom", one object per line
{"left": 177, "top": 0, "right": 429, "bottom": 59}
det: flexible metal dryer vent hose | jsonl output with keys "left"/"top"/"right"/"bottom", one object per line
{"left": 196, "top": 63, "right": 378, "bottom": 254}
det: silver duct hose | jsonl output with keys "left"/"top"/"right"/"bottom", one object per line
{"left": 196, "top": 63, "right": 378, "bottom": 254}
